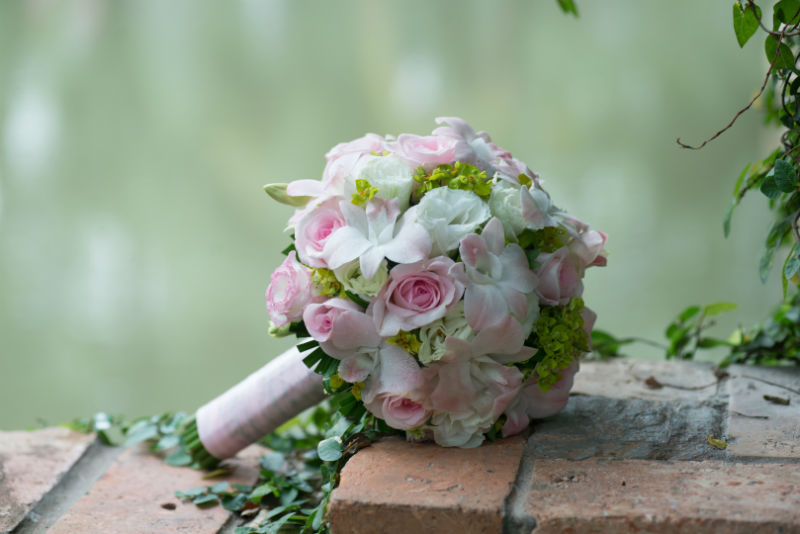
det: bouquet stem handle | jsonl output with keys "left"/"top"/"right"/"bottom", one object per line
{"left": 190, "top": 346, "right": 325, "bottom": 462}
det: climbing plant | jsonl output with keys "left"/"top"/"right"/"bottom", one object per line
{"left": 593, "top": 1, "right": 800, "bottom": 367}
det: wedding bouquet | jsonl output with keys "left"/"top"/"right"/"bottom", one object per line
{"left": 188, "top": 117, "right": 606, "bottom": 462}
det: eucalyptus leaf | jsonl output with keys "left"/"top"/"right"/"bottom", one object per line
{"left": 317, "top": 436, "right": 343, "bottom": 462}
{"left": 165, "top": 448, "right": 192, "bottom": 466}
{"left": 193, "top": 493, "right": 219, "bottom": 507}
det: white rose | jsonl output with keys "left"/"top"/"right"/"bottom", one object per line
{"left": 350, "top": 154, "right": 415, "bottom": 210}
{"left": 489, "top": 181, "right": 556, "bottom": 239}
{"left": 416, "top": 187, "right": 491, "bottom": 256}
{"left": 334, "top": 258, "right": 389, "bottom": 299}
{"left": 418, "top": 302, "right": 474, "bottom": 365}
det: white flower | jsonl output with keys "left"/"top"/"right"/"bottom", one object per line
{"left": 417, "top": 302, "right": 473, "bottom": 365}
{"left": 350, "top": 154, "right": 416, "bottom": 211}
{"left": 322, "top": 198, "right": 431, "bottom": 280}
{"left": 416, "top": 187, "right": 491, "bottom": 255}
{"left": 334, "top": 258, "right": 389, "bottom": 299}
{"left": 489, "top": 180, "right": 557, "bottom": 239}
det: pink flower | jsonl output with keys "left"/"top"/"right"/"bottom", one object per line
{"left": 362, "top": 344, "right": 431, "bottom": 431}
{"left": 393, "top": 134, "right": 459, "bottom": 169}
{"left": 325, "top": 133, "right": 387, "bottom": 162}
{"left": 569, "top": 229, "right": 608, "bottom": 268}
{"left": 425, "top": 352, "right": 524, "bottom": 447}
{"left": 322, "top": 198, "right": 431, "bottom": 280}
{"left": 535, "top": 230, "right": 608, "bottom": 306}
{"left": 502, "top": 361, "right": 579, "bottom": 437}
{"left": 453, "top": 217, "right": 538, "bottom": 330}
{"left": 302, "top": 298, "right": 381, "bottom": 360}
{"left": 369, "top": 256, "right": 464, "bottom": 336}
{"left": 294, "top": 198, "right": 346, "bottom": 268}
{"left": 534, "top": 248, "right": 583, "bottom": 306}
{"left": 265, "top": 251, "right": 313, "bottom": 327}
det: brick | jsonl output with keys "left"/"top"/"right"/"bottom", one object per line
{"left": 726, "top": 365, "right": 800, "bottom": 459}
{"left": 523, "top": 459, "right": 800, "bottom": 533}
{"left": 573, "top": 359, "right": 720, "bottom": 402}
{"left": 47, "top": 443, "right": 265, "bottom": 534}
{"left": 530, "top": 396, "right": 728, "bottom": 461}
{"left": 0, "top": 427, "right": 95, "bottom": 532}
{"left": 328, "top": 435, "right": 524, "bottom": 534}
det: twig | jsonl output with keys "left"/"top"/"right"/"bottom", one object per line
{"left": 739, "top": 374, "right": 800, "bottom": 396}
{"left": 677, "top": 23, "right": 788, "bottom": 149}
{"left": 731, "top": 410, "right": 769, "bottom": 419}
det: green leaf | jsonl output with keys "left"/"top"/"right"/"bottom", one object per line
{"left": 772, "top": 159, "right": 798, "bottom": 192}
{"left": 221, "top": 493, "right": 249, "bottom": 512}
{"left": 317, "top": 436, "right": 343, "bottom": 462}
{"left": 723, "top": 200, "right": 736, "bottom": 238}
{"left": 703, "top": 302, "right": 738, "bottom": 316}
{"left": 774, "top": 0, "right": 800, "bottom": 25}
{"left": 732, "top": 162, "right": 750, "bottom": 198}
{"left": 165, "top": 448, "right": 192, "bottom": 466}
{"left": 192, "top": 493, "right": 219, "bottom": 507}
{"left": 175, "top": 487, "right": 206, "bottom": 500}
{"left": 760, "top": 174, "right": 782, "bottom": 199}
{"left": 697, "top": 337, "right": 730, "bottom": 348}
{"left": 784, "top": 242, "right": 800, "bottom": 278}
{"left": 764, "top": 35, "right": 795, "bottom": 70}
{"left": 153, "top": 434, "right": 179, "bottom": 451}
{"left": 678, "top": 305, "right": 701, "bottom": 323}
{"left": 248, "top": 482, "right": 277, "bottom": 503}
{"left": 210, "top": 481, "right": 229, "bottom": 494}
{"left": 123, "top": 423, "right": 159, "bottom": 447}
{"left": 557, "top": 0, "right": 578, "bottom": 16}
{"left": 733, "top": 2, "right": 761, "bottom": 47}
{"left": 259, "top": 451, "right": 286, "bottom": 472}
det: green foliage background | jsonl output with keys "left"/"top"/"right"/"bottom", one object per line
{"left": 0, "top": 1, "right": 785, "bottom": 428}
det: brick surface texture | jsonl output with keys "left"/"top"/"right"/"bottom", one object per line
{"left": 47, "top": 444, "right": 263, "bottom": 534}
{"left": 0, "top": 427, "right": 95, "bottom": 532}
{"left": 328, "top": 436, "right": 524, "bottom": 534}
{"left": 1, "top": 360, "right": 799, "bottom": 533}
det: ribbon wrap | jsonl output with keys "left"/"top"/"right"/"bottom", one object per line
{"left": 196, "top": 346, "right": 325, "bottom": 459}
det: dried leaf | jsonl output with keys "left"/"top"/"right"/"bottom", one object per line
{"left": 706, "top": 435, "right": 728, "bottom": 450}
{"left": 202, "top": 467, "right": 233, "bottom": 479}
{"left": 763, "top": 394, "right": 791, "bottom": 406}
{"left": 644, "top": 376, "right": 663, "bottom": 389}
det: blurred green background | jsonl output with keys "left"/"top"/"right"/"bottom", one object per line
{"left": 0, "top": 1, "right": 784, "bottom": 429}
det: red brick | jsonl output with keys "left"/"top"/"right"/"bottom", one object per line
{"left": 726, "top": 365, "right": 800, "bottom": 459}
{"left": 0, "top": 427, "right": 95, "bottom": 532}
{"left": 328, "top": 435, "right": 524, "bottom": 534}
{"left": 524, "top": 459, "right": 800, "bottom": 533}
{"left": 573, "top": 359, "right": 719, "bottom": 402}
{"left": 47, "top": 443, "right": 264, "bottom": 534}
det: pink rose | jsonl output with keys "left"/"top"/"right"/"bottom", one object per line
{"left": 368, "top": 256, "right": 464, "bottom": 336}
{"left": 393, "top": 134, "right": 459, "bottom": 169}
{"left": 294, "top": 198, "right": 346, "bottom": 268}
{"left": 534, "top": 247, "right": 584, "bottom": 306}
{"left": 302, "top": 298, "right": 381, "bottom": 360}
{"left": 362, "top": 344, "right": 431, "bottom": 431}
{"left": 265, "top": 251, "right": 313, "bottom": 327}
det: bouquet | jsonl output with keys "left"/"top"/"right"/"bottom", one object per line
{"left": 188, "top": 117, "right": 606, "bottom": 462}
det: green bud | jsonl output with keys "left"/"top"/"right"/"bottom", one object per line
{"left": 268, "top": 321, "right": 292, "bottom": 337}
{"left": 264, "top": 183, "right": 313, "bottom": 207}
